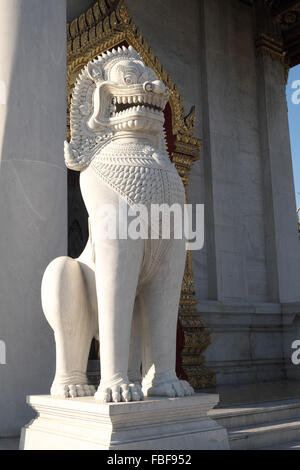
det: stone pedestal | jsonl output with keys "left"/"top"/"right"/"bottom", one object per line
{"left": 20, "top": 394, "right": 229, "bottom": 450}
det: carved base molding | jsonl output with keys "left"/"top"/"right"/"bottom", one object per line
{"left": 20, "top": 394, "right": 229, "bottom": 450}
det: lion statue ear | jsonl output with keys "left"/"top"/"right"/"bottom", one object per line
{"left": 87, "top": 61, "right": 103, "bottom": 82}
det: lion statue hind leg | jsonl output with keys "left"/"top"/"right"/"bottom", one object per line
{"left": 41, "top": 256, "right": 97, "bottom": 398}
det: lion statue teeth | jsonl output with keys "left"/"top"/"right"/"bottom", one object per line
{"left": 41, "top": 46, "right": 194, "bottom": 402}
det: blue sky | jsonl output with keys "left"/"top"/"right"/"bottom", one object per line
{"left": 287, "top": 64, "right": 300, "bottom": 209}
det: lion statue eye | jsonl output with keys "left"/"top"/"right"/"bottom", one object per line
{"left": 124, "top": 75, "right": 136, "bottom": 85}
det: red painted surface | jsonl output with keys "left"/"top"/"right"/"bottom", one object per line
{"left": 163, "top": 105, "right": 186, "bottom": 380}
{"left": 164, "top": 102, "right": 177, "bottom": 161}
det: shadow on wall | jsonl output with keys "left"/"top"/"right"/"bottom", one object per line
{"left": 67, "top": 0, "right": 96, "bottom": 23}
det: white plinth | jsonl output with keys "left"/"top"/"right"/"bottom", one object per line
{"left": 19, "top": 393, "right": 229, "bottom": 450}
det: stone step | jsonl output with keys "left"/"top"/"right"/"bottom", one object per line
{"left": 209, "top": 398, "right": 300, "bottom": 449}
{"left": 0, "top": 438, "right": 19, "bottom": 450}
{"left": 262, "top": 441, "right": 300, "bottom": 450}
{"left": 228, "top": 418, "right": 300, "bottom": 450}
{"left": 209, "top": 398, "right": 300, "bottom": 429}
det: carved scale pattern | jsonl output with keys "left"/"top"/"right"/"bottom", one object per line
{"left": 91, "top": 144, "right": 185, "bottom": 209}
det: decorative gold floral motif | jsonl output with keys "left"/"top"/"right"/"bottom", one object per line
{"left": 67, "top": 0, "right": 215, "bottom": 389}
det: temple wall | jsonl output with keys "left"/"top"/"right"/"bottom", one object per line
{"left": 125, "top": 0, "right": 208, "bottom": 299}
{"left": 197, "top": 0, "right": 300, "bottom": 384}
{"left": 200, "top": 0, "right": 268, "bottom": 303}
{"left": 198, "top": 0, "right": 277, "bottom": 384}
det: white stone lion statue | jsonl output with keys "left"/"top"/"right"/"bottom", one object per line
{"left": 41, "top": 46, "right": 194, "bottom": 402}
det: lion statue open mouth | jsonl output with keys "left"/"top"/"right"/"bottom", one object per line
{"left": 42, "top": 46, "right": 194, "bottom": 402}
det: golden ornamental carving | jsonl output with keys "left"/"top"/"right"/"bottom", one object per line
{"left": 67, "top": 0, "right": 215, "bottom": 389}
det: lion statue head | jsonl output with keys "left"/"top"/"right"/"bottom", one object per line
{"left": 65, "top": 46, "right": 170, "bottom": 171}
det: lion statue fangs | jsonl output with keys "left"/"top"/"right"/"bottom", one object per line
{"left": 41, "top": 45, "right": 194, "bottom": 402}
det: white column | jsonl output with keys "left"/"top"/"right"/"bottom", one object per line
{"left": 256, "top": 55, "right": 300, "bottom": 303}
{"left": 0, "top": 0, "right": 67, "bottom": 436}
